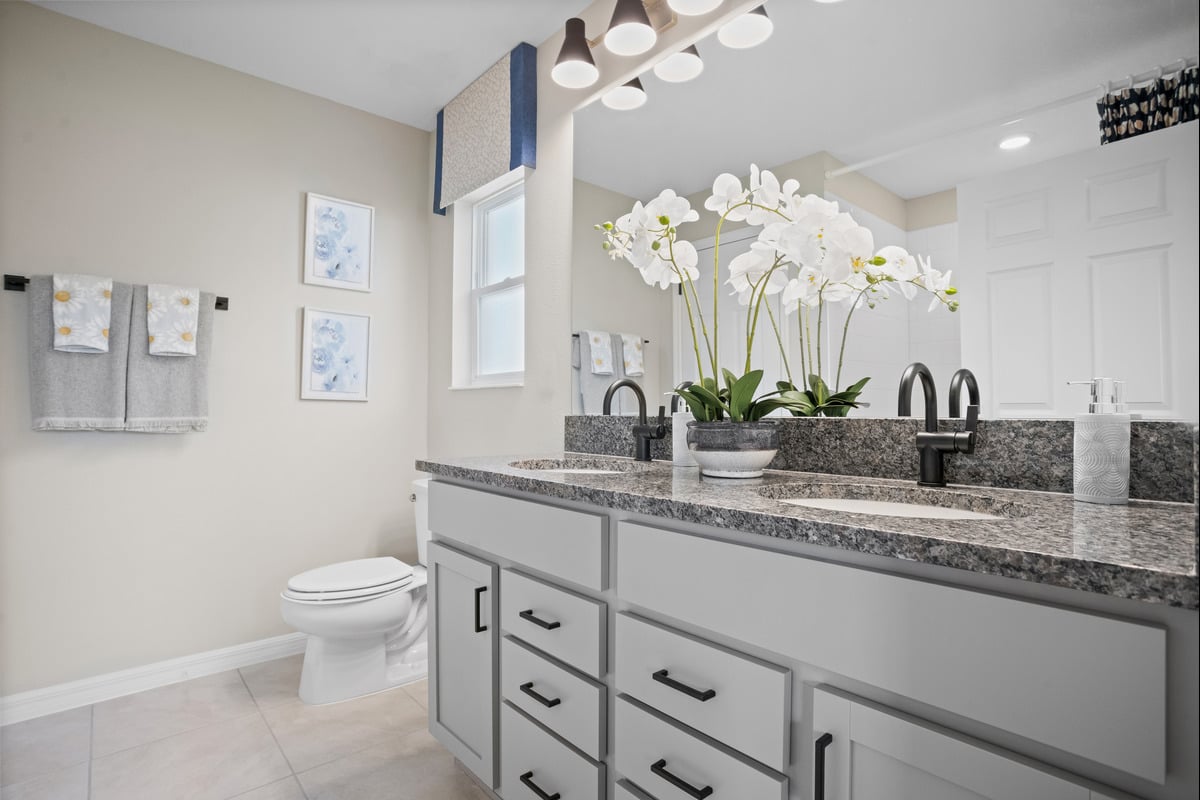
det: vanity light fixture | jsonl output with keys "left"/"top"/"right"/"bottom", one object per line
{"left": 552, "top": 17, "right": 600, "bottom": 89}
{"left": 653, "top": 44, "right": 704, "bottom": 82}
{"left": 605, "top": 0, "right": 658, "bottom": 56}
{"left": 717, "top": 5, "right": 773, "bottom": 49}
{"left": 811, "top": 0, "right": 847, "bottom": 4}
{"left": 602, "top": 77, "right": 649, "bottom": 110}
{"left": 667, "top": 0, "right": 723, "bottom": 14}
{"left": 999, "top": 134, "right": 1032, "bottom": 150}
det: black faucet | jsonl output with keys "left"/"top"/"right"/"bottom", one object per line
{"left": 897, "top": 363, "right": 978, "bottom": 487}
{"left": 603, "top": 378, "right": 666, "bottom": 462}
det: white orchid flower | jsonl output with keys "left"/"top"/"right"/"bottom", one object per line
{"left": 780, "top": 266, "right": 826, "bottom": 312}
{"left": 918, "top": 254, "right": 954, "bottom": 311}
{"left": 645, "top": 189, "right": 699, "bottom": 226}
{"left": 726, "top": 245, "right": 787, "bottom": 305}
{"left": 747, "top": 165, "right": 785, "bottom": 225}
{"left": 704, "top": 173, "right": 750, "bottom": 221}
{"left": 873, "top": 244, "right": 919, "bottom": 299}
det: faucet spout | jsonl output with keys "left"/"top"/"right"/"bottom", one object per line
{"left": 603, "top": 378, "right": 647, "bottom": 423}
{"left": 948, "top": 368, "right": 980, "bottom": 419}
{"left": 897, "top": 362, "right": 938, "bottom": 432}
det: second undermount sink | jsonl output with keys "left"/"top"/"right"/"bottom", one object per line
{"left": 760, "top": 482, "right": 1027, "bottom": 521}
{"left": 508, "top": 457, "right": 653, "bottom": 476}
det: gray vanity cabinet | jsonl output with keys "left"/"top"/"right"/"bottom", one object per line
{"left": 811, "top": 687, "right": 1119, "bottom": 800}
{"left": 427, "top": 541, "right": 499, "bottom": 788}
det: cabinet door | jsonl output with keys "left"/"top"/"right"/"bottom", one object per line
{"left": 811, "top": 687, "right": 1114, "bottom": 800}
{"left": 428, "top": 541, "right": 498, "bottom": 788}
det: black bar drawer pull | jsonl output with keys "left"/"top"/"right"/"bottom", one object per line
{"left": 519, "top": 771, "right": 561, "bottom": 800}
{"left": 520, "top": 609, "right": 561, "bottom": 630}
{"left": 473, "top": 586, "right": 488, "bottom": 633}
{"left": 652, "top": 669, "right": 716, "bottom": 702}
{"left": 814, "top": 732, "right": 833, "bottom": 800}
{"left": 519, "top": 681, "right": 562, "bottom": 708}
{"left": 651, "top": 758, "right": 713, "bottom": 799}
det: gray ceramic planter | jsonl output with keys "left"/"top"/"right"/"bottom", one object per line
{"left": 686, "top": 420, "right": 780, "bottom": 478}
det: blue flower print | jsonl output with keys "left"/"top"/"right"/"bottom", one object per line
{"left": 315, "top": 206, "right": 347, "bottom": 238}
{"left": 313, "top": 234, "right": 338, "bottom": 262}
{"left": 311, "top": 346, "right": 333, "bottom": 375}
{"left": 314, "top": 319, "right": 346, "bottom": 349}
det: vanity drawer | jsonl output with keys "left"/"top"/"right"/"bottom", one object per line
{"left": 501, "top": 635, "right": 606, "bottom": 760}
{"left": 617, "top": 522, "right": 1167, "bottom": 783}
{"left": 501, "top": 569, "right": 606, "bottom": 678}
{"left": 500, "top": 701, "right": 604, "bottom": 800}
{"left": 430, "top": 481, "right": 608, "bottom": 590}
{"left": 615, "top": 613, "right": 790, "bottom": 771}
{"left": 615, "top": 695, "right": 788, "bottom": 800}
{"left": 615, "top": 780, "right": 658, "bottom": 800}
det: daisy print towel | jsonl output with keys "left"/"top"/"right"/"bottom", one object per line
{"left": 52, "top": 273, "right": 113, "bottom": 353}
{"left": 147, "top": 284, "right": 200, "bottom": 356}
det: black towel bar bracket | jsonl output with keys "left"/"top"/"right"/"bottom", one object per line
{"left": 572, "top": 332, "right": 649, "bottom": 343}
{"left": 4, "top": 273, "right": 229, "bottom": 311}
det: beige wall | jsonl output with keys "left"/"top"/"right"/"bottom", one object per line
{"left": 0, "top": 3, "right": 431, "bottom": 694}
{"left": 571, "top": 180, "right": 674, "bottom": 409}
{"left": 907, "top": 188, "right": 958, "bottom": 229}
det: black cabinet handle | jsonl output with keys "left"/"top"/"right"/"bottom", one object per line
{"left": 651, "top": 758, "right": 713, "bottom": 799}
{"left": 519, "top": 771, "right": 560, "bottom": 800}
{"left": 519, "top": 609, "right": 561, "bottom": 630}
{"left": 519, "top": 682, "right": 562, "bottom": 708}
{"left": 652, "top": 669, "right": 716, "bottom": 702}
{"left": 814, "top": 732, "right": 833, "bottom": 800}
{"left": 473, "top": 586, "right": 488, "bottom": 633}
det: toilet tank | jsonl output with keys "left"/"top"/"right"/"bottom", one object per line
{"left": 411, "top": 478, "right": 431, "bottom": 566}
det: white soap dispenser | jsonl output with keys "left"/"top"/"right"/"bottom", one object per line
{"left": 1068, "top": 378, "right": 1130, "bottom": 505}
{"left": 669, "top": 388, "right": 697, "bottom": 467}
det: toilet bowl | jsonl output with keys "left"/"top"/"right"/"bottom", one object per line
{"left": 280, "top": 478, "right": 432, "bottom": 705}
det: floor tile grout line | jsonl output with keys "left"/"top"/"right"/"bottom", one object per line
{"left": 89, "top": 707, "right": 263, "bottom": 764}
{"left": 236, "top": 667, "right": 305, "bottom": 793}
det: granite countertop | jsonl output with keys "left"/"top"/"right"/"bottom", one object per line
{"left": 416, "top": 454, "right": 1199, "bottom": 610}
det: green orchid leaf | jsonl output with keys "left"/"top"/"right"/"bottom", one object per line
{"left": 808, "top": 374, "right": 830, "bottom": 406}
{"left": 844, "top": 376, "right": 871, "bottom": 394}
{"left": 722, "top": 368, "right": 739, "bottom": 394}
{"left": 728, "top": 370, "right": 764, "bottom": 422}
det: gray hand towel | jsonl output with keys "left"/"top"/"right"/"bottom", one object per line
{"left": 29, "top": 275, "right": 132, "bottom": 431}
{"left": 124, "top": 284, "right": 215, "bottom": 433}
{"left": 579, "top": 332, "right": 628, "bottom": 415}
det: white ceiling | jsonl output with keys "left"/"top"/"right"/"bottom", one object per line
{"left": 34, "top": 0, "right": 591, "bottom": 131}
{"left": 574, "top": 0, "right": 1199, "bottom": 199}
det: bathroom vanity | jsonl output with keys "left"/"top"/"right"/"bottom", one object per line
{"left": 416, "top": 455, "right": 1198, "bottom": 800}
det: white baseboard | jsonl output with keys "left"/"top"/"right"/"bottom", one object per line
{"left": 1, "top": 632, "right": 307, "bottom": 727}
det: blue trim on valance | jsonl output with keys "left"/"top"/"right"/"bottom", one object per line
{"left": 433, "top": 108, "right": 446, "bottom": 216}
{"left": 509, "top": 42, "right": 537, "bottom": 171}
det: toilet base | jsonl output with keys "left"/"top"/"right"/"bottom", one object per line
{"left": 298, "top": 628, "right": 429, "bottom": 706}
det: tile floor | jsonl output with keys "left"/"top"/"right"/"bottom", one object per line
{"left": 0, "top": 655, "right": 491, "bottom": 800}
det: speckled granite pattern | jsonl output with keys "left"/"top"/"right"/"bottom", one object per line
{"left": 564, "top": 416, "right": 1196, "bottom": 503}
{"left": 416, "top": 454, "right": 1199, "bottom": 609}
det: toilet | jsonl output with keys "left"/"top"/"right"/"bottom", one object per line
{"left": 280, "top": 478, "right": 432, "bottom": 705}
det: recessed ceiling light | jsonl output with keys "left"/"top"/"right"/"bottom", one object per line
{"left": 999, "top": 134, "right": 1032, "bottom": 151}
{"left": 668, "top": 0, "right": 724, "bottom": 14}
{"left": 602, "top": 78, "right": 648, "bottom": 111}
{"left": 718, "top": 5, "right": 773, "bottom": 49}
{"left": 653, "top": 45, "right": 704, "bottom": 83}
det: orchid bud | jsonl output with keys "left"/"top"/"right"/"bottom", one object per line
{"left": 651, "top": 240, "right": 661, "bottom": 251}
{"left": 603, "top": 222, "right": 614, "bottom": 230}
{"left": 948, "top": 300, "right": 960, "bottom": 312}
{"left": 658, "top": 215, "right": 670, "bottom": 226}
{"left": 602, "top": 242, "right": 611, "bottom": 250}
{"left": 945, "top": 286, "right": 957, "bottom": 295}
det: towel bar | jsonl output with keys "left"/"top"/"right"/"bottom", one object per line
{"left": 572, "top": 332, "right": 649, "bottom": 343}
{"left": 4, "top": 273, "right": 229, "bottom": 310}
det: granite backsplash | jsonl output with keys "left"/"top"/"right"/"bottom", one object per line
{"left": 563, "top": 416, "right": 1197, "bottom": 503}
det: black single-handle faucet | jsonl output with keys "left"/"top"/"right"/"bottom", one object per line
{"left": 602, "top": 378, "right": 666, "bottom": 462}
{"left": 897, "top": 363, "right": 978, "bottom": 486}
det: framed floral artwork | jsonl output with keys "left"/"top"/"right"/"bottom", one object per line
{"left": 303, "top": 193, "right": 374, "bottom": 291}
{"left": 300, "top": 307, "right": 371, "bottom": 401}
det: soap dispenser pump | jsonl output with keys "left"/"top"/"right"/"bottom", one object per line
{"left": 1068, "top": 377, "right": 1130, "bottom": 505}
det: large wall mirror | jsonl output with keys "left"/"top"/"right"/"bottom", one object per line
{"left": 568, "top": 0, "right": 1198, "bottom": 421}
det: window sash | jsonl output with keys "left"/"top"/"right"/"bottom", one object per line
{"left": 469, "top": 179, "right": 525, "bottom": 384}
{"left": 472, "top": 182, "right": 525, "bottom": 291}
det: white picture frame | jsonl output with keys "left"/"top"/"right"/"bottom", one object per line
{"left": 303, "top": 192, "right": 374, "bottom": 292}
{"left": 300, "top": 307, "right": 371, "bottom": 401}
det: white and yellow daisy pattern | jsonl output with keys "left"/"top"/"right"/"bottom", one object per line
{"left": 147, "top": 283, "right": 200, "bottom": 356}
{"left": 52, "top": 273, "right": 113, "bottom": 353}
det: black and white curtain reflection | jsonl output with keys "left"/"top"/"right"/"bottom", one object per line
{"left": 1097, "top": 66, "right": 1198, "bottom": 144}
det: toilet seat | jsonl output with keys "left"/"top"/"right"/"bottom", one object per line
{"left": 283, "top": 557, "right": 414, "bottom": 603}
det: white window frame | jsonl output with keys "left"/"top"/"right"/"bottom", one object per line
{"left": 469, "top": 181, "right": 525, "bottom": 386}
{"left": 449, "top": 168, "right": 527, "bottom": 390}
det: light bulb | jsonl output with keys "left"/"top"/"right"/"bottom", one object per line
{"left": 718, "top": 5, "right": 773, "bottom": 49}
{"left": 552, "top": 18, "right": 598, "bottom": 89}
{"left": 605, "top": 0, "right": 657, "bottom": 56}
{"left": 602, "top": 78, "right": 648, "bottom": 110}
{"left": 668, "top": 0, "right": 723, "bottom": 14}
{"left": 653, "top": 45, "right": 704, "bottom": 83}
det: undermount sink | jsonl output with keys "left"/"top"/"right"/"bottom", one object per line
{"left": 760, "top": 482, "right": 1028, "bottom": 521}
{"left": 508, "top": 457, "right": 652, "bottom": 475}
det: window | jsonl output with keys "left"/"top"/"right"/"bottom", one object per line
{"left": 453, "top": 176, "right": 525, "bottom": 387}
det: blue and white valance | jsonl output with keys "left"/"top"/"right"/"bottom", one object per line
{"left": 434, "top": 42, "right": 537, "bottom": 214}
